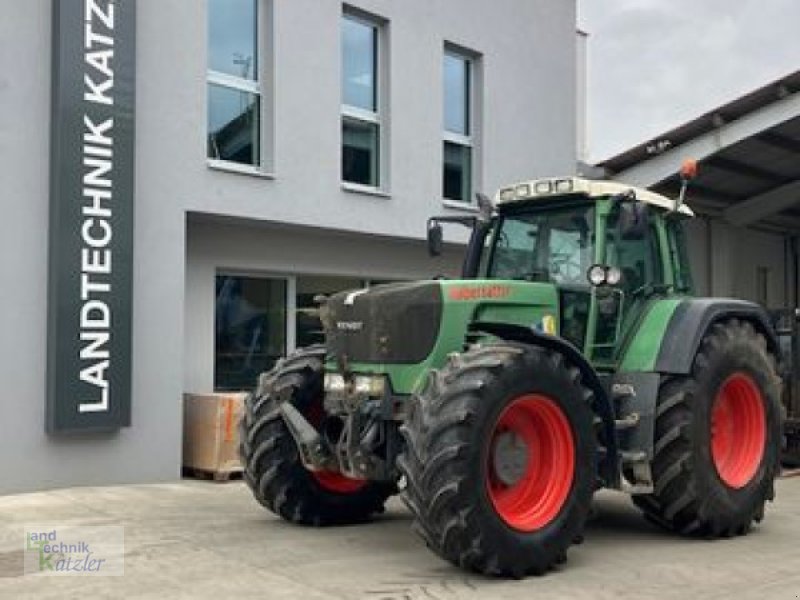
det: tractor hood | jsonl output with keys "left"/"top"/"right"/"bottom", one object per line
{"left": 324, "top": 281, "right": 443, "bottom": 365}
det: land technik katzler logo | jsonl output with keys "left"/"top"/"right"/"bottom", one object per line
{"left": 24, "top": 525, "right": 124, "bottom": 576}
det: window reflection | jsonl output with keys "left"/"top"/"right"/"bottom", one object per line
{"left": 208, "top": 0, "right": 258, "bottom": 79}
{"left": 342, "top": 17, "right": 377, "bottom": 111}
{"left": 343, "top": 118, "right": 379, "bottom": 186}
{"left": 444, "top": 53, "right": 470, "bottom": 135}
{"left": 443, "top": 141, "right": 471, "bottom": 202}
{"left": 208, "top": 84, "right": 260, "bottom": 166}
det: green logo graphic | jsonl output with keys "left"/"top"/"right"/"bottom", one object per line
{"left": 26, "top": 531, "right": 57, "bottom": 571}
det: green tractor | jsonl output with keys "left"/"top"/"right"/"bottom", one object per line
{"left": 239, "top": 171, "right": 783, "bottom": 578}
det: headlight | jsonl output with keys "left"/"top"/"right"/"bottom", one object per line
{"left": 534, "top": 180, "right": 553, "bottom": 195}
{"left": 587, "top": 264, "right": 607, "bottom": 287}
{"left": 554, "top": 179, "right": 574, "bottom": 193}
{"left": 515, "top": 183, "right": 531, "bottom": 199}
{"left": 354, "top": 375, "right": 386, "bottom": 397}
{"left": 499, "top": 188, "right": 516, "bottom": 203}
{"left": 606, "top": 266, "right": 623, "bottom": 286}
{"left": 326, "top": 373, "right": 386, "bottom": 397}
{"left": 324, "top": 373, "right": 346, "bottom": 393}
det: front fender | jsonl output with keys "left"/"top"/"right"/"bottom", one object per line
{"left": 469, "top": 321, "right": 620, "bottom": 489}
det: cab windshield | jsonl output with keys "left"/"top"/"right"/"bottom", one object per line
{"left": 486, "top": 204, "right": 595, "bottom": 284}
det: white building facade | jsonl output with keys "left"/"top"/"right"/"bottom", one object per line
{"left": 0, "top": 0, "right": 580, "bottom": 493}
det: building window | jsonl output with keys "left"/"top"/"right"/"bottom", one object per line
{"left": 207, "top": 0, "right": 261, "bottom": 168}
{"left": 342, "top": 13, "right": 381, "bottom": 188}
{"left": 443, "top": 51, "right": 473, "bottom": 203}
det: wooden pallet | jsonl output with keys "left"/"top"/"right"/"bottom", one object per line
{"left": 182, "top": 466, "right": 244, "bottom": 483}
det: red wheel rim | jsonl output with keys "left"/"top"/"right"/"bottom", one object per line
{"left": 312, "top": 470, "right": 367, "bottom": 494}
{"left": 486, "top": 394, "right": 575, "bottom": 532}
{"left": 710, "top": 373, "right": 766, "bottom": 489}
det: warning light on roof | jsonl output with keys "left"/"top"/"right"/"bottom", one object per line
{"left": 680, "top": 158, "right": 698, "bottom": 181}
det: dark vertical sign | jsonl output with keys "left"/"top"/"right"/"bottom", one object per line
{"left": 47, "top": 0, "right": 136, "bottom": 433}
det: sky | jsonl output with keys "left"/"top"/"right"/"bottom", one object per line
{"left": 578, "top": 0, "right": 800, "bottom": 162}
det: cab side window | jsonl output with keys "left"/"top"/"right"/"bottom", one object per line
{"left": 667, "top": 220, "right": 694, "bottom": 293}
{"left": 606, "top": 221, "right": 663, "bottom": 295}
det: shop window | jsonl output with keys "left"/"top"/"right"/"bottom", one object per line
{"left": 207, "top": 0, "right": 262, "bottom": 167}
{"left": 215, "top": 275, "right": 286, "bottom": 391}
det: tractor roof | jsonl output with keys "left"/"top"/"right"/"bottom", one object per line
{"left": 494, "top": 177, "right": 695, "bottom": 217}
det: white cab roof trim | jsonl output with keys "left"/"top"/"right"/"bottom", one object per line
{"left": 494, "top": 177, "right": 695, "bottom": 217}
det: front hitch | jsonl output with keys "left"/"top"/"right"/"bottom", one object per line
{"left": 279, "top": 403, "right": 334, "bottom": 472}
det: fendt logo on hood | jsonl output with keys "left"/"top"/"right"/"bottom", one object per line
{"left": 448, "top": 285, "right": 512, "bottom": 301}
{"left": 336, "top": 321, "right": 364, "bottom": 332}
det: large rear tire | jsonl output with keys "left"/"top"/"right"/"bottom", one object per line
{"left": 633, "top": 319, "right": 782, "bottom": 536}
{"left": 238, "top": 346, "right": 393, "bottom": 525}
{"left": 398, "top": 344, "right": 596, "bottom": 578}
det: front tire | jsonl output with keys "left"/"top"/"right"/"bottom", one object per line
{"left": 238, "top": 346, "right": 393, "bottom": 525}
{"left": 398, "top": 344, "right": 596, "bottom": 577}
{"left": 633, "top": 319, "right": 782, "bottom": 536}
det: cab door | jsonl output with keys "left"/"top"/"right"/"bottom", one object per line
{"left": 589, "top": 202, "right": 665, "bottom": 367}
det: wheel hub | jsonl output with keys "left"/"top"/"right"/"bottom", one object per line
{"left": 492, "top": 431, "right": 530, "bottom": 486}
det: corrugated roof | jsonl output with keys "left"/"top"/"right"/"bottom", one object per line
{"left": 601, "top": 70, "right": 800, "bottom": 233}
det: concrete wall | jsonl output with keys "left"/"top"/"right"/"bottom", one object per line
{"left": 0, "top": 0, "right": 577, "bottom": 494}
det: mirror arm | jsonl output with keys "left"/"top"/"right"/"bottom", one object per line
{"left": 674, "top": 179, "right": 689, "bottom": 213}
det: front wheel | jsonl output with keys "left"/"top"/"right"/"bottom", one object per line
{"left": 238, "top": 346, "right": 394, "bottom": 525}
{"left": 633, "top": 319, "right": 783, "bottom": 536}
{"left": 398, "top": 344, "right": 596, "bottom": 578}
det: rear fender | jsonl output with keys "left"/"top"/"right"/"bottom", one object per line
{"left": 655, "top": 298, "right": 780, "bottom": 374}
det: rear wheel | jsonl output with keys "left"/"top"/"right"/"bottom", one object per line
{"left": 238, "top": 346, "right": 393, "bottom": 525}
{"left": 398, "top": 344, "right": 596, "bottom": 577}
{"left": 633, "top": 319, "right": 782, "bottom": 536}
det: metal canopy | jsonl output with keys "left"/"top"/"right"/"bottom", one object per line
{"left": 601, "top": 70, "right": 800, "bottom": 234}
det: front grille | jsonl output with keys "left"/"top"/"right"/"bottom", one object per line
{"left": 325, "top": 282, "right": 442, "bottom": 364}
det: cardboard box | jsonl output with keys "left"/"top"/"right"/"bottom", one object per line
{"left": 183, "top": 393, "right": 247, "bottom": 478}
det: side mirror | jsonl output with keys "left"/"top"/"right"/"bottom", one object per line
{"left": 427, "top": 222, "right": 443, "bottom": 257}
{"left": 618, "top": 201, "right": 649, "bottom": 240}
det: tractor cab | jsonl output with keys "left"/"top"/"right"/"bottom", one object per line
{"left": 428, "top": 177, "right": 695, "bottom": 368}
